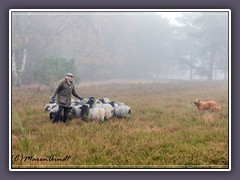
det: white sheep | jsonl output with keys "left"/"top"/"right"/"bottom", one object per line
{"left": 116, "top": 102, "right": 125, "bottom": 106}
{"left": 49, "top": 105, "right": 63, "bottom": 121}
{"left": 44, "top": 102, "right": 62, "bottom": 121}
{"left": 88, "top": 98, "right": 114, "bottom": 119}
{"left": 72, "top": 98, "right": 89, "bottom": 106}
{"left": 92, "top": 103, "right": 114, "bottom": 119}
{"left": 44, "top": 102, "right": 57, "bottom": 112}
{"left": 114, "top": 105, "right": 131, "bottom": 118}
{"left": 109, "top": 101, "right": 125, "bottom": 107}
{"left": 80, "top": 104, "right": 106, "bottom": 122}
{"left": 99, "top": 97, "right": 111, "bottom": 104}
{"left": 68, "top": 105, "right": 82, "bottom": 119}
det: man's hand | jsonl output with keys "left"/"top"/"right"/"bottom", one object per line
{"left": 50, "top": 97, "right": 55, "bottom": 103}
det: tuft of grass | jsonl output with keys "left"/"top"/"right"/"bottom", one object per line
{"left": 12, "top": 112, "right": 34, "bottom": 154}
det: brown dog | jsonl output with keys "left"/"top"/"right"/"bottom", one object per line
{"left": 193, "top": 99, "right": 221, "bottom": 112}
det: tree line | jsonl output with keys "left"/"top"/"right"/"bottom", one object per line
{"left": 11, "top": 11, "right": 229, "bottom": 87}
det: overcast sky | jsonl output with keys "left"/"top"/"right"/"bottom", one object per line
{"left": 157, "top": 12, "right": 183, "bottom": 26}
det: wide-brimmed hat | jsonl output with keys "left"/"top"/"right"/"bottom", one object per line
{"left": 66, "top": 73, "right": 74, "bottom": 77}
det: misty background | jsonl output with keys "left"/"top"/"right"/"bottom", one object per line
{"left": 11, "top": 11, "right": 229, "bottom": 87}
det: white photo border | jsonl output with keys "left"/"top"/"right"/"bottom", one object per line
{"left": 9, "top": 9, "right": 231, "bottom": 171}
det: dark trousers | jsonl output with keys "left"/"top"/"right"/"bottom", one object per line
{"left": 53, "top": 105, "right": 69, "bottom": 123}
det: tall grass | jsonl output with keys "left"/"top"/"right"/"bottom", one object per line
{"left": 11, "top": 80, "right": 229, "bottom": 169}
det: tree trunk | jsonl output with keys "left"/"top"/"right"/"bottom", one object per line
{"left": 12, "top": 37, "right": 28, "bottom": 87}
{"left": 190, "top": 52, "right": 193, "bottom": 80}
{"left": 223, "top": 57, "right": 228, "bottom": 80}
{"left": 208, "top": 49, "right": 215, "bottom": 80}
{"left": 12, "top": 53, "right": 18, "bottom": 86}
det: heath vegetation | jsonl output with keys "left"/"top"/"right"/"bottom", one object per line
{"left": 11, "top": 80, "right": 229, "bottom": 169}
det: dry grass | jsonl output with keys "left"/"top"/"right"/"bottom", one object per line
{"left": 11, "top": 80, "right": 229, "bottom": 169}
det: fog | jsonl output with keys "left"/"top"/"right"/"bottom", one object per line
{"left": 11, "top": 11, "right": 229, "bottom": 86}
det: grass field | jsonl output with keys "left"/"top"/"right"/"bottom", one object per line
{"left": 11, "top": 80, "right": 229, "bottom": 169}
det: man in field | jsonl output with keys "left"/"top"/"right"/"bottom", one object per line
{"left": 50, "top": 73, "right": 83, "bottom": 123}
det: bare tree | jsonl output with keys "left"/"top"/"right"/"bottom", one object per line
{"left": 12, "top": 14, "right": 30, "bottom": 86}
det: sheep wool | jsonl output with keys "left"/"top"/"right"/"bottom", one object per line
{"left": 80, "top": 104, "right": 106, "bottom": 122}
{"left": 114, "top": 105, "right": 131, "bottom": 118}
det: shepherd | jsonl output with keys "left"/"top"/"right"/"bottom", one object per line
{"left": 50, "top": 73, "right": 84, "bottom": 123}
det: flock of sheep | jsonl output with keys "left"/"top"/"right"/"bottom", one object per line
{"left": 44, "top": 97, "right": 131, "bottom": 122}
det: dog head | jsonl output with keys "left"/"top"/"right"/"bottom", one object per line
{"left": 193, "top": 99, "right": 200, "bottom": 106}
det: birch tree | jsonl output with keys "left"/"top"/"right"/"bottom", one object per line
{"left": 12, "top": 14, "right": 30, "bottom": 87}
